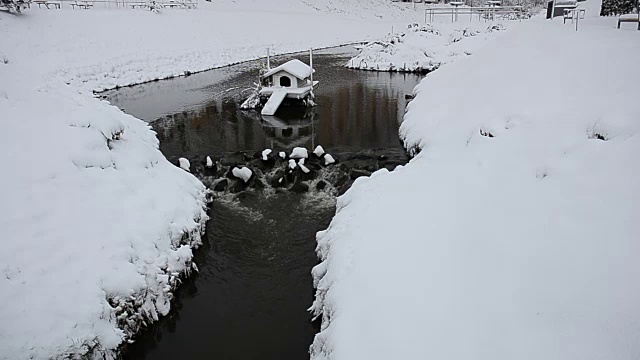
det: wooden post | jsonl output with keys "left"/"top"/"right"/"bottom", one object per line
{"left": 309, "top": 48, "right": 313, "bottom": 86}
{"left": 267, "top": 48, "right": 271, "bottom": 70}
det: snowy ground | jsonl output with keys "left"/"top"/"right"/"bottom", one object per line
{"left": 347, "top": 22, "right": 507, "bottom": 72}
{"left": 0, "top": 1, "right": 430, "bottom": 358}
{"left": 311, "top": 1, "right": 640, "bottom": 359}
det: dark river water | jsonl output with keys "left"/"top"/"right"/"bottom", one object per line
{"left": 103, "top": 46, "right": 422, "bottom": 360}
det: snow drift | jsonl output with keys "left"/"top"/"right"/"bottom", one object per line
{"left": 311, "top": 3, "right": 640, "bottom": 360}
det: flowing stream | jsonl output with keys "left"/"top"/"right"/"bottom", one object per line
{"left": 103, "top": 46, "right": 422, "bottom": 359}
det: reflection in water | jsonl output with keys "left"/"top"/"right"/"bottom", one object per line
{"left": 105, "top": 47, "right": 423, "bottom": 360}
{"left": 104, "top": 47, "right": 422, "bottom": 158}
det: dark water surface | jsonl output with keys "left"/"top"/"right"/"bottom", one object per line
{"left": 104, "top": 46, "right": 422, "bottom": 360}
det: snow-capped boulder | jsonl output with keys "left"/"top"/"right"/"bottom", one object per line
{"left": 324, "top": 154, "right": 336, "bottom": 165}
{"left": 313, "top": 145, "right": 325, "bottom": 157}
{"left": 178, "top": 158, "right": 191, "bottom": 172}
{"left": 288, "top": 159, "right": 297, "bottom": 170}
{"left": 206, "top": 156, "right": 213, "bottom": 168}
{"left": 279, "top": 151, "right": 286, "bottom": 159}
{"left": 261, "top": 149, "right": 272, "bottom": 161}
{"left": 231, "top": 167, "right": 252, "bottom": 183}
{"left": 299, "top": 164, "right": 311, "bottom": 174}
{"left": 290, "top": 147, "right": 308, "bottom": 159}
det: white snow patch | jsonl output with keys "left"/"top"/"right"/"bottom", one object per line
{"left": 290, "top": 147, "right": 308, "bottom": 159}
{"left": 313, "top": 145, "right": 325, "bottom": 157}
{"left": 262, "top": 149, "right": 272, "bottom": 161}
{"left": 232, "top": 167, "right": 253, "bottom": 183}
{"left": 178, "top": 157, "right": 191, "bottom": 172}
{"left": 323, "top": 153, "right": 335, "bottom": 165}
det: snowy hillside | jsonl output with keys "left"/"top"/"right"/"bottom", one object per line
{"left": 310, "top": 2, "right": 640, "bottom": 359}
{"left": 0, "top": 0, "right": 427, "bottom": 358}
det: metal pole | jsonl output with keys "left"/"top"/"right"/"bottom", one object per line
{"left": 267, "top": 48, "right": 270, "bottom": 70}
{"left": 309, "top": 48, "right": 313, "bottom": 86}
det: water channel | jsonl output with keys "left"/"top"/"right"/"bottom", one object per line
{"left": 103, "top": 46, "right": 422, "bottom": 359}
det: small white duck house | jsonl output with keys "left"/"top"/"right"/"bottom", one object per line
{"left": 259, "top": 52, "right": 319, "bottom": 116}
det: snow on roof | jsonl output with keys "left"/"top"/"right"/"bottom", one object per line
{"left": 264, "top": 59, "right": 314, "bottom": 80}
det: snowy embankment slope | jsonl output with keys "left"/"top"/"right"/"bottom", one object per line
{"left": 0, "top": 1, "right": 424, "bottom": 358}
{"left": 311, "top": 2, "right": 640, "bottom": 359}
{"left": 347, "top": 22, "right": 506, "bottom": 72}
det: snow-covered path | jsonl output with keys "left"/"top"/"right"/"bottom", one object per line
{"left": 0, "top": 0, "right": 427, "bottom": 358}
{"left": 311, "top": 2, "right": 640, "bottom": 359}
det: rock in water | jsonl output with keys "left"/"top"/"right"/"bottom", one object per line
{"left": 313, "top": 145, "right": 325, "bottom": 157}
{"left": 178, "top": 158, "right": 191, "bottom": 172}
{"left": 290, "top": 147, "right": 308, "bottom": 159}
{"left": 323, "top": 153, "right": 336, "bottom": 165}
{"left": 232, "top": 167, "right": 253, "bottom": 183}
{"left": 213, "top": 179, "right": 228, "bottom": 192}
{"left": 315, "top": 180, "right": 327, "bottom": 191}
{"left": 261, "top": 149, "right": 272, "bottom": 161}
{"left": 350, "top": 169, "right": 371, "bottom": 180}
{"left": 291, "top": 182, "right": 310, "bottom": 193}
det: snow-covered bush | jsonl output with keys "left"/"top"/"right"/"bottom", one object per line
{"left": 0, "top": 0, "right": 30, "bottom": 13}
{"left": 145, "top": 0, "right": 162, "bottom": 13}
{"left": 600, "top": 0, "right": 637, "bottom": 16}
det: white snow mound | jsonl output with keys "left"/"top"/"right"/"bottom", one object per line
{"left": 179, "top": 157, "right": 191, "bottom": 172}
{"left": 232, "top": 167, "right": 253, "bottom": 183}
{"left": 290, "top": 147, "right": 308, "bottom": 159}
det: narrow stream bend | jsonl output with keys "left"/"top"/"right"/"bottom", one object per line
{"left": 103, "top": 46, "right": 423, "bottom": 360}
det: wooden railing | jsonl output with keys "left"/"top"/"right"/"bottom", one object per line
{"left": 424, "top": 5, "right": 524, "bottom": 21}
{"left": 28, "top": 0, "right": 198, "bottom": 10}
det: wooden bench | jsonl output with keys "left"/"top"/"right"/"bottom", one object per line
{"left": 618, "top": 13, "right": 640, "bottom": 30}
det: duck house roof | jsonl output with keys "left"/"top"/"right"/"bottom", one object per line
{"left": 263, "top": 59, "right": 315, "bottom": 80}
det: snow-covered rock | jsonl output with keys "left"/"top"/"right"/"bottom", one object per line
{"left": 231, "top": 167, "right": 253, "bottom": 183}
{"left": 288, "top": 159, "right": 297, "bottom": 169}
{"left": 313, "top": 145, "right": 325, "bottom": 157}
{"left": 298, "top": 158, "right": 305, "bottom": 165}
{"left": 178, "top": 157, "right": 191, "bottom": 172}
{"left": 290, "top": 147, "right": 308, "bottom": 159}
{"left": 206, "top": 156, "right": 213, "bottom": 168}
{"left": 299, "top": 163, "right": 311, "bottom": 174}
{"left": 323, "top": 153, "right": 335, "bottom": 165}
{"left": 261, "top": 149, "right": 272, "bottom": 161}
{"left": 279, "top": 151, "right": 287, "bottom": 159}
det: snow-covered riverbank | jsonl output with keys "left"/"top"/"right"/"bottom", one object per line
{"left": 311, "top": 1, "right": 640, "bottom": 359}
{"left": 0, "top": 1, "right": 427, "bottom": 358}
